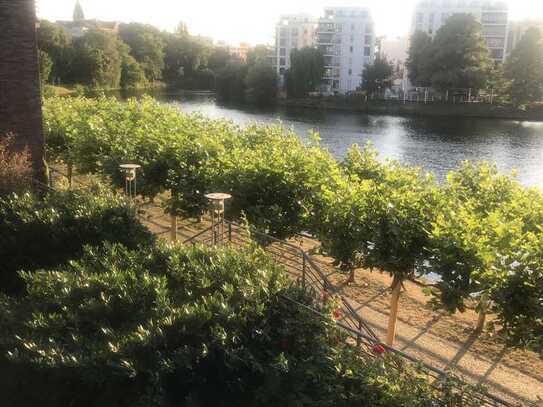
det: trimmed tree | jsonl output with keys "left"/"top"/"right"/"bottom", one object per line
{"left": 406, "top": 30, "right": 433, "bottom": 87}
{"left": 286, "top": 47, "right": 324, "bottom": 98}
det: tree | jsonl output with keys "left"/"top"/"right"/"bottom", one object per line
{"left": 245, "top": 61, "right": 278, "bottom": 106}
{"left": 163, "top": 32, "right": 213, "bottom": 85}
{"left": 215, "top": 60, "right": 247, "bottom": 103}
{"left": 247, "top": 45, "right": 271, "bottom": 67}
{"left": 361, "top": 56, "right": 394, "bottom": 94}
{"left": 0, "top": 0, "right": 47, "bottom": 184}
{"left": 71, "top": 30, "right": 123, "bottom": 88}
{"left": 208, "top": 46, "right": 233, "bottom": 72}
{"left": 119, "top": 23, "right": 165, "bottom": 82}
{"left": 120, "top": 54, "right": 146, "bottom": 89}
{"left": 406, "top": 30, "right": 433, "bottom": 87}
{"left": 37, "top": 20, "right": 71, "bottom": 82}
{"left": 286, "top": 47, "right": 324, "bottom": 98}
{"left": 428, "top": 14, "right": 493, "bottom": 91}
{"left": 38, "top": 49, "right": 53, "bottom": 85}
{"left": 505, "top": 27, "right": 543, "bottom": 106}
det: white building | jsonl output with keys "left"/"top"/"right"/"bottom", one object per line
{"left": 412, "top": 0, "right": 508, "bottom": 63}
{"left": 507, "top": 19, "right": 543, "bottom": 57}
{"left": 316, "top": 7, "right": 376, "bottom": 94}
{"left": 275, "top": 14, "right": 318, "bottom": 76}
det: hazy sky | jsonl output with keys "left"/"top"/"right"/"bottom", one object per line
{"left": 36, "top": 0, "right": 543, "bottom": 45}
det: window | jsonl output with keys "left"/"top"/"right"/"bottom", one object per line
{"left": 351, "top": 23, "right": 355, "bottom": 31}
{"left": 279, "top": 48, "right": 286, "bottom": 56}
{"left": 280, "top": 58, "right": 286, "bottom": 66}
{"left": 292, "top": 28, "right": 298, "bottom": 36}
{"left": 364, "top": 47, "right": 371, "bottom": 56}
{"left": 279, "top": 68, "right": 286, "bottom": 74}
{"left": 280, "top": 38, "right": 286, "bottom": 46}
{"left": 349, "top": 68, "right": 352, "bottom": 75}
{"left": 350, "top": 46, "right": 353, "bottom": 53}
{"left": 365, "top": 35, "right": 372, "bottom": 44}
{"left": 416, "top": 12, "right": 424, "bottom": 23}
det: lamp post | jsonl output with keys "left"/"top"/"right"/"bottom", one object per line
{"left": 205, "top": 193, "right": 232, "bottom": 245}
{"left": 119, "top": 164, "right": 141, "bottom": 200}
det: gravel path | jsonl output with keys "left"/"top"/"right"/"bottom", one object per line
{"left": 140, "top": 207, "right": 543, "bottom": 406}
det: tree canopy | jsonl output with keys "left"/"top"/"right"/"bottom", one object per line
{"left": 406, "top": 31, "right": 433, "bottom": 87}
{"left": 362, "top": 56, "right": 394, "bottom": 94}
{"left": 286, "top": 47, "right": 324, "bottom": 98}
{"left": 119, "top": 23, "right": 165, "bottom": 82}
{"left": 505, "top": 27, "right": 543, "bottom": 105}
{"left": 429, "top": 14, "right": 493, "bottom": 91}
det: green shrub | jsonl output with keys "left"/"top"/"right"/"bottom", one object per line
{"left": 0, "top": 186, "right": 153, "bottom": 295}
{"left": 0, "top": 243, "right": 480, "bottom": 407}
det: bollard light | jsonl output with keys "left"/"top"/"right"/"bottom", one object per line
{"left": 119, "top": 164, "right": 141, "bottom": 199}
{"left": 205, "top": 192, "right": 232, "bottom": 245}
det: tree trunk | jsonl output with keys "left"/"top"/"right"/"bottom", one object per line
{"left": 476, "top": 310, "right": 486, "bottom": 333}
{"left": 67, "top": 163, "right": 73, "bottom": 189}
{"left": 386, "top": 276, "right": 402, "bottom": 346}
{"left": 170, "top": 213, "right": 178, "bottom": 243}
{"left": 0, "top": 0, "right": 47, "bottom": 185}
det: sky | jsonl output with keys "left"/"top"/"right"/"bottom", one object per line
{"left": 36, "top": 0, "right": 543, "bottom": 45}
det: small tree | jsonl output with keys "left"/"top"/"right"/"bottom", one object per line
{"left": 428, "top": 14, "right": 493, "bottom": 91}
{"left": 406, "top": 31, "right": 433, "bottom": 87}
{"left": 361, "top": 56, "right": 394, "bottom": 95}
{"left": 286, "top": 47, "right": 324, "bottom": 98}
{"left": 38, "top": 50, "right": 53, "bottom": 86}
{"left": 505, "top": 27, "right": 543, "bottom": 106}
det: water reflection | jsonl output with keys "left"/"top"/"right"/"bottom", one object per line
{"left": 118, "top": 90, "right": 543, "bottom": 187}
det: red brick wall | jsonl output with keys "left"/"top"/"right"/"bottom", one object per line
{"left": 0, "top": 0, "right": 46, "bottom": 183}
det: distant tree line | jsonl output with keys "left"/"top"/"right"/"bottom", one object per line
{"left": 36, "top": 20, "right": 277, "bottom": 100}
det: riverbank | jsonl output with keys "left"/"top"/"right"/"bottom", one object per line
{"left": 279, "top": 97, "right": 543, "bottom": 121}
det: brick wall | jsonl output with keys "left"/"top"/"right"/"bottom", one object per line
{"left": 0, "top": 0, "right": 46, "bottom": 183}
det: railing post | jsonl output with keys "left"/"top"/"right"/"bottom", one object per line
{"left": 228, "top": 222, "right": 232, "bottom": 243}
{"left": 302, "top": 255, "right": 306, "bottom": 289}
{"left": 356, "top": 320, "right": 362, "bottom": 348}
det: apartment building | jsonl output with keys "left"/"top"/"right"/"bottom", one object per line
{"left": 275, "top": 14, "right": 318, "bottom": 76}
{"left": 316, "top": 7, "right": 376, "bottom": 94}
{"left": 412, "top": 0, "right": 508, "bottom": 62}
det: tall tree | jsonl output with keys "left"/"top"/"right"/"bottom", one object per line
{"left": 406, "top": 31, "right": 433, "bottom": 87}
{"left": 0, "top": 0, "right": 47, "bottom": 184}
{"left": 428, "top": 14, "right": 493, "bottom": 91}
{"left": 505, "top": 27, "right": 543, "bottom": 106}
{"left": 71, "top": 30, "right": 123, "bottom": 88}
{"left": 37, "top": 20, "right": 71, "bottom": 82}
{"left": 286, "top": 47, "right": 324, "bottom": 98}
{"left": 245, "top": 61, "right": 277, "bottom": 106}
{"left": 119, "top": 23, "right": 165, "bottom": 82}
{"left": 361, "top": 56, "right": 394, "bottom": 94}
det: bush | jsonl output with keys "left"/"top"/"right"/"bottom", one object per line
{"left": 0, "top": 185, "right": 153, "bottom": 295}
{"left": 0, "top": 243, "right": 479, "bottom": 407}
{"left": 0, "top": 135, "right": 33, "bottom": 197}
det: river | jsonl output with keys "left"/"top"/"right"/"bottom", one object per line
{"left": 135, "top": 89, "right": 543, "bottom": 187}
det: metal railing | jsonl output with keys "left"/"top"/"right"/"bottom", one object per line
{"left": 184, "top": 219, "right": 516, "bottom": 407}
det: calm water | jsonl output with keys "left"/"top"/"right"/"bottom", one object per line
{"left": 139, "top": 89, "right": 543, "bottom": 187}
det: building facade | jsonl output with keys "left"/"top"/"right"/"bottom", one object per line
{"left": 507, "top": 19, "right": 543, "bottom": 57}
{"left": 275, "top": 14, "right": 317, "bottom": 76}
{"left": 412, "top": 0, "right": 508, "bottom": 63}
{"left": 316, "top": 7, "right": 376, "bottom": 94}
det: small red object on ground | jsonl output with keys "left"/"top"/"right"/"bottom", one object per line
{"left": 333, "top": 309, "right": 342, "bottom": 320}
{"left": 372, "top": 344, "right": 386, "bottom": 355}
